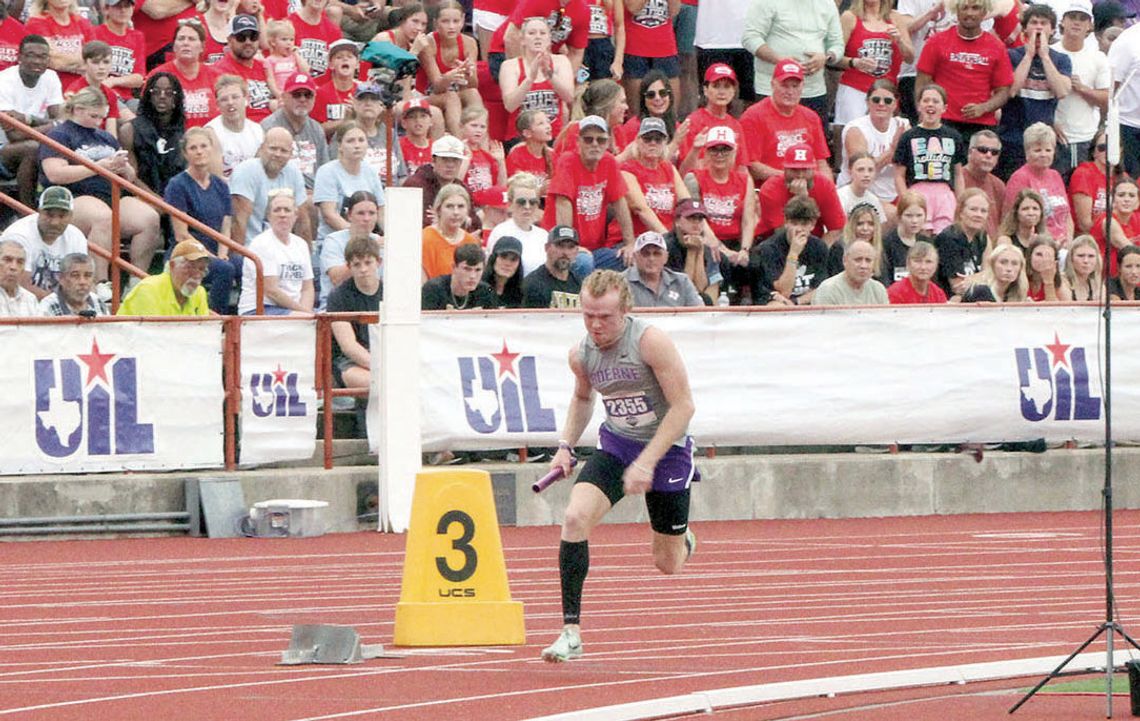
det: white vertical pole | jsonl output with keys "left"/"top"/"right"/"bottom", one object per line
{"left": 377, "top": 186, "right": 424, "bottom": 533}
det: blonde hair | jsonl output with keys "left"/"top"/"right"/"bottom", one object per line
{"left": 215, "top": 73, "right": 248, "bottom": 96}
{"left": 582, "top": 269, "right": 633, "bottom": 311}
{"left": 30, "top": 0, "right": 80, "bottom": 16}
{"left": 983, "top": 244, "right": 1029, "bottom": 302}
{"left": 433, "top": 182, "right": 470, "bottom": 212}
{"left": 849, "top": 0, "right": 892, "bottom": 22}
{"left": 266, "top": 19, "right": 294, "bottom": 42}
{"left": 1023, "top": 122, "right": 1057, "bottom": 150}
{"left": 460, "top": 105, "right": 489, "bottom": 126}
{"left": 64, "top": 86, "right": 108, "bottom": 118}
{"left": 1064, "top": 234, "right": 1104, "bottom": 300}
{"left": 506, "top": 172, "right": 541, "bottom": 199}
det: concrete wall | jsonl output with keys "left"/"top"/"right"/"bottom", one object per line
{"left": 0, "top": 448, "right": 1134, "bottom": 535}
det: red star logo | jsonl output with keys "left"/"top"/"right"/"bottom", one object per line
{"left": 1045, "top": 333, "right": 1070, "bottom": 368}
{"left": 77, "top": 338, "right": 116, "bottom": 386}
{"left": 272, "top": 364, "right": 288, "bottom": 385}
{"left": 490, "top": 340, "right": 519, "bottom": 378}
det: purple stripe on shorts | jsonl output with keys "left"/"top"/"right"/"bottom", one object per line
{"left": 598, "top": 425, "right": 699, "bottom": 492}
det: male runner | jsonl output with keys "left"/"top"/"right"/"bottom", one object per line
{"left": 541, "top": 269, "right": 697, "bottom": 663}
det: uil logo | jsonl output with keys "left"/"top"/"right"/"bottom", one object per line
{"left": 458, "top": 340, "right": 556, "bottom": 434}
{"left": 1014, "top": 333, "right": 1100, "bottom": 422}
{"left": 249, "top": 365, "right": 308, "bottom": 418}
{"left": 33, "top": 338, "right": 155, "bottom": 458}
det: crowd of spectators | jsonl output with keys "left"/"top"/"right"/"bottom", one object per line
{"left": 0, "top": 0, "right": 1138, "bottom": 339}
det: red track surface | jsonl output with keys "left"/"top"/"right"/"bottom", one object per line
{"left": 3, "top": 511, "right": 1140, "bottom": 720}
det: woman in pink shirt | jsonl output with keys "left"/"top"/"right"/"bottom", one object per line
{"left": 1004, "top": 122, "right": 1074, "bottom": 245}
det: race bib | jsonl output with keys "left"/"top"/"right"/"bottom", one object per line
{"left": 603, "top": 392, "right": 657, "bottom": 429}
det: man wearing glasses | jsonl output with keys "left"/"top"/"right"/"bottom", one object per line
{"left": 543, "top": 115, "right": 635, "bottom": 271}
{"left": 118, "top": 239, "right": 212, "bottom": 315}
{"left": 960, "top": 130, "right": 1006, "bottom": 238}
{"left": 211, "top": 14, "right": 275, "bottom": 122}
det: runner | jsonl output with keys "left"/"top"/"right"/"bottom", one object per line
{"left": 541, "top": 268, "right": 697, "bottom": 663}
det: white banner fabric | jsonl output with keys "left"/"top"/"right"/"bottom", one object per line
{"left": 410, "top": 305, "right": 1129, "bottom": 451}
{"left": 0, "top": 321, "right": 224, "bottom": 474}
{"left": 239, "top": 320, "right": 318, "bottom": 466}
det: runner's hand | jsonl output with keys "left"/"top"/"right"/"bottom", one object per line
{"left": 623, "top": 461, "right": 653, "bottom": 495}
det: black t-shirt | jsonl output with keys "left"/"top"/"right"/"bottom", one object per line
{"left": 880, "top": 229, "right": 935, "bottom": 285}
{"left": 934, "top": 224, "right": 989, "bottom": 296}
{"left": 750, "top": 228, "right": 837, "bottom": 302}
{"left": 327, "top": 277, "right": 382, "bottom": 363}
{"left": 422, "top": 275, "right": 499, "bottom": 310}
{"left": 522, "top": 265, "right": 582, "bottom": 308}
{"left": 892, "top": 124, "right": 966, "bottom": 187}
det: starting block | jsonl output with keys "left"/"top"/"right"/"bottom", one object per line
{"left": 393, "top": 468, "right": 525, "bottom": 646}
{"left": 278, "top": 624, "right": 386, "bottom": 665}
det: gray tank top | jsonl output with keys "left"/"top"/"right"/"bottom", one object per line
{"left": 579, "top": 317, "right": 683, "bottom": 444}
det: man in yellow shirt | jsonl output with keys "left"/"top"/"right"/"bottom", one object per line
{"left": 118, "top": 240, "right": 213, "bottom": 316}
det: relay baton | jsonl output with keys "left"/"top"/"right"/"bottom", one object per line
{"left": 532, "top": 458, "right": 578, "bottom": 493}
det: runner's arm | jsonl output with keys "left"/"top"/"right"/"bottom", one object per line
{"left": 632, "top": 326, "right": 694, "bottom": 470}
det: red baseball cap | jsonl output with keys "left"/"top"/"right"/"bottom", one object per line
{"left": 282, "top": 73, "right": 317, "bottom": 95}
{"left": 704, "top": 63, "right": 738, "bottom": 85}
{"left": 472, "top": 186, "right": 509, "bottom": 209}
{"left": 783, "top": 143, "right": 816, "bottom": 169}
{"left": 401, "top": 97, "right": 431, "bottom": 115}
{"left": 772, "top": 59, "right": 804, "bottom": 84}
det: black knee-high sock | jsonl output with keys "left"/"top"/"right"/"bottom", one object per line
{"left": 559, "top": 540, "right": 589, "bottom": 626}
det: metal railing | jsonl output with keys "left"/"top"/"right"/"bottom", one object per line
{"left": 0, "top": 111, "right": 265, "bottom": 313}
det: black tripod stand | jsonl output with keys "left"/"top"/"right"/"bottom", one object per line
{"left": 1010, "top": 106, "right": 1140, "bottom": 716}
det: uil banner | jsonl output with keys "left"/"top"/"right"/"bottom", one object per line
{"left": 411, "top": 306, "right": 1140, "bottom": 451}
{"left": 239, "top": 320, "right": 317, "bottom": 466}
{"left": 0, "top": 321, "right": 224, "bottom": 474}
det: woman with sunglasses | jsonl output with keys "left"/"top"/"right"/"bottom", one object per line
{"left": 617, "top": 70, "right": 676, "bottom": 160}
{"left": 149, "top": 18, "right": 219, "bottom": 127}
{"left": 837, "top": 79, "right": 910, "bottom": 207}
{"left": 834, "top": 0, "right": 911, "bottom": 126}
{"left": 487, "top": 172, "right": 548, "bottom": 274}
{"left": 499, "top": 16, "right": 574, "bottom": 140}
{"left": 684, "top": 126, "right": 757, "bottom": 288}
{"left": 1068, "top": 129, "right": 1111, "bottom": 235}
{"left": 1091, "top": 178, "right": 1140, "bottom": 277}
{"left": 619, "top": 117, "right": 690, "bottom": 238}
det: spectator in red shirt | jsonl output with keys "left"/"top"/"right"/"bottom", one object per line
{"left": 677, "top": 62, "right": 746, "bottom": 174}
{"left": 420, "top": 0, "right": 480, "bottom": 136}
{"left": 756, "top": 142, "right": 846, "bottom": 243}
{"left": 460, "top": 105, "right": 507, "bottom": 191}
{"left": 0, "top": 4, "right": 26, "bottom": 73}
{"left": 289, "top": 0, "right": 342, "bottom": 78}
{"left": 914, "top": 0, "right": 1013, "bottom": 142}
{"left": 740, "top": 59, "right": 832, "bottom": 184}
{"left": 506, "top": 108, "right": 554, "bottom": 193}
{"left": 499, "top": 16, "right": 574, "bottom": 141}
{"left": 543, "top": 114, "right": 635, "bottom": 269}
{"left": 1068, "top": 128, "right": 1111, "bottom": 235}
{"left": 312, "top": 37, "right": 358, "bottom": 133}
{"left": 211, "top": 14, "right": 275, "bottom": 122}
{"left": 835, "top": 0, "right": 911, "bottom": 126}
{"left": 91, "top": 0, "right": 144, "bottom": 106}
{"left": 887, "top": 240, "right": 948, "bottom": 303}
{"left": 132, "top": 0, "right": 198, "bottom": 72}
{"left": 619, "top": 0, "right": 679, "bottom": 112}
{"left": 959, "top": 129, "right": 1006, "bottom": 238}
{"left": 489, "top": 0, "right": 590, "bottom": 81}
{"left": 65, "top": 39, "right": 127, "bottom": 135}
{"left": 682, "top": 126, "right": 756, "bottom": 279}
{"left": 149, "top": 18, "right": 219, "bottom": 127}
{"left": 398, "top": 97, "right": 435, "bottom": 177}
{"left": 552, "top": 78, "right": 632, "bottom": 156}
{"left": 25, "top": 0, "right": 94, "bottom": 88}
{"left": 621, "top": 116, "right": 688, "bottom": 237}
{"left": 617, "top": 70, "right": 676, "bottom": 159}
{"left": 196, "top": 0, "right": 231, "bottom": 64}
{"left": 1092, "top": 178, "right": 1140, "bottom": 277}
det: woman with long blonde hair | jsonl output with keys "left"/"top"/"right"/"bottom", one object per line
{"left": 964, "top": 243, "right": 1029, "bottom": 303}
{"left": 1063, "top": 235, "right": 1103, "bottom": 301}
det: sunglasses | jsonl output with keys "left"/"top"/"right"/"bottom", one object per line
{"left": 234, "top": 32, "right": 259, "bottom": 42}
{"left": 869, "top": 96, "right": 895, "bottom": 105}
{"left": 644, "top": 89, "right": 670, "bottom": 99}
{"left": 1096, "top": 143, "right": 1108, "bottom": 151}
{"left": 973, "top": 146, "right": 1000, "bottom": 156}
{"left": 514, "top": 197, "right": 540, "bottom": 207}
{"left": 579, "top": 135, "right": 608, "bottom": 145}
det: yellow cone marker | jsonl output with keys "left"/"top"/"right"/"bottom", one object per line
{"left": 393, "top": 468, "right": 525, "bottom": 646}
